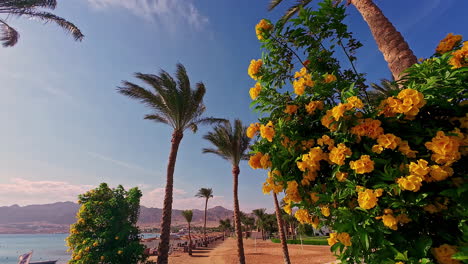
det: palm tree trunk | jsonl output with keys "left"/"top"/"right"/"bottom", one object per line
{"left": 204, "top": 198, "right": 208, "bottom": 242}
{"left": 157, "top": 130, "right": 183, "bottom": 264}
{"left": 232, "top": 165, "right": 246, "bottom": 264}
{"left": 273, "top": 192, "right": 291, "bottom": 264}
{"left": 350, "top": 0, "right": 417, "bottom": 80}
{"left": 188, "top": 222, "right": 192, "bottom": 256}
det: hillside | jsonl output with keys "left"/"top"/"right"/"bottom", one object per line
{"left": 0, "top": 202, "right": 233, "bottom": 234}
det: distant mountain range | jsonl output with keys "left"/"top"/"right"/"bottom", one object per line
{"left": 0, "top": 202, "right": 234, "bottom": 234}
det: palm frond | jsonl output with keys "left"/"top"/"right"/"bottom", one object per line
{"left": 268, "top": 0, "right": 285, "bottom": 11}
{"left": 202, "top": 148, "right": 230, "bottom": 161}
{"left": 9, "top": 10, "right": 83, "bottom": 41}
{"left": 194, "top": 117, "right": 228, "bottom": 126}
{"left": 144, "top": 114, "right": 169, "bottom": 125}
{"left": 0, "top": 0, "right": 57, "bottom": 10}
{"left": 202, "top": 119, "right": 250, "bottom": 166}
{"left": 181, "top": 210, "right": 193, "bottom": 223}
{"left": 0, "top": 19, "right": 18, "bottom": 47}
{"left": 195, "top": 188, "right": 213, "bottom": 198}
{"left": 120, "top": 64, "right": 222, "bottom": 133}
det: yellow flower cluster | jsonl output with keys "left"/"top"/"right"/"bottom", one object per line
{"left": 423, "top": 198, "right": 449, "bottom": 214}
{"left": 323, "top": 73, "right": 337, "bottom": 83}
{"left": 260, "top": 121, "right": 275, "bottom": 142}
{"left": 357, "top": 188, "right": 382, "bottom": 209}
{"left": 409, "top": 159, "right": 430, "bottom": 178}
{"left": 255, "top": 19, "right": 273, "bottom": 40}
{"left": 381, "top": 89, "right": 426, "bottom": 119}
{"left": 317, "top": 135, "right": 335, "bottom": 150}
{"left": 284, "top": 104, "right": 298, "bottom": 115}
{"left": 350, "top": 118, "right": 384, "bottom": 140}
{"left": 450, "top": 41, "right": 468, "bottom": 68}
{"left": 350, "top": 155, "right": 374, "bottom": 174}
{"left": 297, "top": 147, "right": 326, "bottom": 173}
{"left": 249, "top": 83, "right": 261, "bottom": 100}
{"left": 247, "top": 123, "right": 260, "bottom": 138}
{"left": 397, "top": 159, "right": 430, "bottom": 192}
{"left": 425, "top": 131, "right": 462, "bottom": 165}
{"left": 428, "top": 165, "right": 454, "bottom": 182}
{"left": 321, "top": 110, "right": 338, "bottom": 131}
{"left": 293, "top": 67, "right": 315, "bottom": 95}
{"left": 249, "top": 152, "right": 271, "bottom": 169}
{"left": 301, "top": 170, "right": 317, "bottom": 186}
{"left": 284, "top": 180, "right": 302, "bottom": 203}
{"left": 335, "top": 171, "right": 348, "bottom": 182}
{"left": 281, "top": 136, "right": 296, "bottom": 149}
{"left": 300, "top": 139, "right": 315, "bottom": 151}
{"left": 432, "top": 244, "right": 461, "bottom": 264}
{"left": 294, "top": 209, "right": 319, "bottom": 228}
{"left": 347, "top": 96, "right": 364, "bottom": 109}
{"left": 398, "top": 140, "right": 418, "bottom": 158}
{"left": 310, "top": 192, "right": 320, "bottom": 203}
{"left": 321, "top": 96, "right": 364, "bottom": 131}
{"left": 436, "top": 33, "right": 462, "bottom": 54}
{"left": 397, "top": 175, "right": 423, "bottom": 192}
{"left": 376, "top": 209, "right": 411, "bottom": 230}
{"left": 320, "top": 205, "right": 330, "bottom": 217}
{"left": 262, "top": 170, "right": 283, "bottom": 194}
{"left": 305, "top": 100, "right": 324, "bottom": 115}
{"left": 248, "top": 59, "right": 263, "bottom": 80}
{"left": 379, "top": 209, "right": 397, "bottom": 230}
{"left": 372, "top": 133, "right": 402, "bottom": 154}
{"left": 329, "top": 143, "right": 352, "bottom": 165}
{"left": 328, "top": 232, "right": 352, "bottom": 247}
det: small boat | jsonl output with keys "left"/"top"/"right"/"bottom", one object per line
{"left": 18, "top": 251, "right": 57, "bottom": 264}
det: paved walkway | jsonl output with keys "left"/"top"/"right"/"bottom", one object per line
{"left": 164, "top": 237, "right": 336, "bottom": 264}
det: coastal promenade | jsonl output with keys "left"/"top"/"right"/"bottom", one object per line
{"left": 149, "top": 237, "right": 336, "bottom": 263}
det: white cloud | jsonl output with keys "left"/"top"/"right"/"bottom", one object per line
{"left": 0, "top": 178, "right": 93, "bottom": 205}
{"left": 0, "top": 178, "right": 233, "bottom": 210}
{"left": 86, "top": 0, "right": 209, "bottom": 31}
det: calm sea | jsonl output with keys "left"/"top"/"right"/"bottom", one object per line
{"left": 0, "top": 233, "right": 158, "bottom": 264}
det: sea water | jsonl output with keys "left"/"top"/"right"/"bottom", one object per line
{"left": 0, "top": 234, "right": 70, "bottom": 264}
{"left": 0, "top": 233, "right": 159, "bottom": 264}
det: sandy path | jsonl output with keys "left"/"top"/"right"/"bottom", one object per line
{"left": 165, "top": 237, "right": 336, "bottom": 264}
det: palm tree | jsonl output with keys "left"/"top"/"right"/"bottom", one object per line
{"left": 118, "top": 63, "right": 225, "bottom": 264}
{"left": 0, "top": 0, "right": 83, "bottom": 47}
{"left": 195, "top": 187, "right": 213, "bottom": 241}
{"left": 273, "top": 193, "right": 291, "bottom": 264}
{"left": 181, "top": 210, "right": 193, "bottom": 256}
{"left": 218, "top": 218, "right": 232, "bottom": 237}
{"left": 368, "top": 78, "right": 400, "bottom": 104}
{"left": 268, "top": 0, "right": 417, "bottom": 79}
{"left": 202, "top": 119, "right": 250, "bottom": 264}
{"left": 252, "top": 208, "right": 267, "bottom": 240}
{"left": 240, "top": 212, "right": 255, "bottom": 239}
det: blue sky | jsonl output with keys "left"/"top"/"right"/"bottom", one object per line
{"left": 0, "top": 0, "right": 466, "bottom": 212}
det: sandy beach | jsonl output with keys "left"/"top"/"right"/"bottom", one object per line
{"left": 149, "top": 237, "right": 336, "bottom": 264}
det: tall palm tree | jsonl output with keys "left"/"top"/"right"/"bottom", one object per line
{"left": 195, "top": 187, "right": 213, "bottom": 241}
{"left": 118, "top": 63, "right": 225, "bottom": 264}
{"left": 0, "top": 0, "right": 83, "bottom": 47}
{"left": 252, "top": 208, "right": 267, "bottom": 240}
{"left": 202, "top": 119, "right": 250, "bottom": 264}
{"left": 273, "top": 193, "right": 291, "bottom": 264}
{"left": 268, "top": 0, "right": 417, "bottom": 80}
{"left": 181, "top": 210, "right": 193, "bottom": 256}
